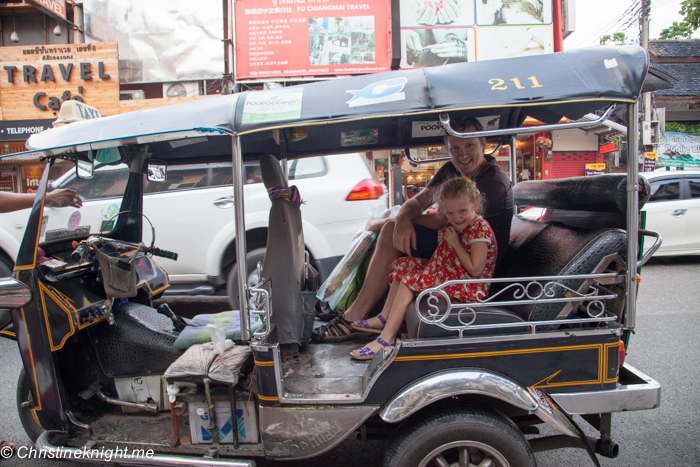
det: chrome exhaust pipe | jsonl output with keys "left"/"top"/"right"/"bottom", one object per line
{"left": 36, "top": 432, "right": 256, "bottom": 467}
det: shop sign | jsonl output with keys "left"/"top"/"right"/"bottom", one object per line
{"left": 21, "top": 165, "right": 44, "bottom": 193}
{"left": 26, "top": 0, "right": 67, "bottom": 21}
{"left": 0, "top": 42, "right": 119, "bottom": 120}
{"left": 0, "top": 119, "right": 54, "bottom": 142}
{"left": 234, "top": 0, "right": 393, "bottom": 80}
{"left": 599, "top": 141, "right": 618, "bottom": 154}
{"left": 0, "top": 171, "right": 16, "bottom": 193}
{"left": 398, "top": 0, "right": 555, "bottom": 68}
{"left": 643, "top": 152, "right": 656, "bottom": 172}
{"left": 584, "top": 163, "right": 605, "bottom": 176}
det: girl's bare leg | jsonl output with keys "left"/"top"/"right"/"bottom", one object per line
{"left": 355, "top": 279, "right": 400, "bottom": 330}
{"left": 352, "top": 282, "right": 414, "bottom": 356}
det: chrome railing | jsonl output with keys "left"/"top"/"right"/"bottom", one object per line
{"left": 415, "top": 272, "right": 622, "bottom": 338}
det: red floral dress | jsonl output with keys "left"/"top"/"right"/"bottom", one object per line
{"left": 389, "top": 217, "right": 497, "bottom": 303}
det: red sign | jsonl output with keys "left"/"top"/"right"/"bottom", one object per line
{"left": 27, "top": 0, "right": 66, "bottom": 21}
{"left": 234, "top": 0, "right": 392, "bottom": 80}
{"left": 599, "top": 141, "right": 619, "bottom": 154}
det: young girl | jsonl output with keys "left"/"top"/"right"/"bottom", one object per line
{"left": 350, "top": 177, "right": 498, "bottom": 360}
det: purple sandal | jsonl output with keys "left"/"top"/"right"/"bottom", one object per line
{"left": 351, "top": 314, "right": 386, "bottom": 334}
{"left": 350, "top": 337, "right": 395, "bottom": 361}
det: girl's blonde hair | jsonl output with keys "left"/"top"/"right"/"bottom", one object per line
{"left": 434, "top": 177, "right": 484, "bottom": 215}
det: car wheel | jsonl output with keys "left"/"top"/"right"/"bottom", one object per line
{"left": 0, "top": 255, "right": 13, "bottom": 329}
{"left": 17, "top": 368, "right": 44, "bottom": 443}
{"left": 384, "top": 406, "right": 536, "bottom": 467}
{"left": 226, "top": 248, "right": 266, "bottom": 310}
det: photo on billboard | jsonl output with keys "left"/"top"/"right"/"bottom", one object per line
{"left": 400, "top": 28, "right": 475, "bottom": 68}
{"left": 400, "top": 0, "right": 475, "bottom": 27}
{"left": 475, "top": 25, "right": 553, "bottom": 60}
{"left": 398, "top": 0, "right": 554, "bottom": 68}
{"left": 476, "top": 0, "right": 552, "bottom": 26}
{"left": 309, "top": 16, "right": 375, "bottom": 66}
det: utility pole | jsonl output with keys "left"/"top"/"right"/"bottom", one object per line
{"left": 641, "top": 0, "right": 651, "bottom": 122}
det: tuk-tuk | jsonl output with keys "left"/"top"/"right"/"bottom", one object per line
{"left": 0, "top": 45, "right": 670, "bottom": 467}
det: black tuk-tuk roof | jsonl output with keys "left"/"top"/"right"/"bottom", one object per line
{"left": 3, "top": 46, "right": 670, "bottom": 163}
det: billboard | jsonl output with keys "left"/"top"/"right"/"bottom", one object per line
{"left": 398, "top": 0, "right": 554, "bottom": 68}
{"left": 656, "top": 132, "right": 700, "bottom": 168}
{"left": 234, "top": 0, "right": 394, "bottom": 80}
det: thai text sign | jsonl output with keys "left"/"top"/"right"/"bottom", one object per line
{"left": 234, "top": 0, "right": 392, "bottom": 79}
{"left": 585, "top": 163, "right": 605, "bottom": 176}
{"left": 656, "top": 132, "right": 700, "bottom": 168}
{"left": 0, "top": 42, "right": 119, "bottom": 120}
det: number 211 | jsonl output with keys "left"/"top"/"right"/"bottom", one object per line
{"left": 489, "top": 76, "right": 543, "bottom": 90}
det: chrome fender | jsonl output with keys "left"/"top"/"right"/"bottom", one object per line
{"left": 379, "top": 369, "right": 538, "bottom": 423}
{"left": 0, "top": 277, "right": 32, "bottom": 309}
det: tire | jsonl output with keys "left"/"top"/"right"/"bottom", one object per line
{"left": 16, "top": 368, "right": 44, "bottom": 443}
{"left": 0, "top": 255, "right": 13, "bottom": 329}
{"left": 226, "top": 248, "right": 266, "bottom": 309}
{"left": 384, "top": 406, "right": 536, "bottom": 467}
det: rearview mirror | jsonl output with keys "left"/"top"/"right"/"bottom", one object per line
{"left": 147, "top": 160, "right": 166, "bottom": 182}
{"left": 76, "top": 151, "right": 94, "bottom": 179}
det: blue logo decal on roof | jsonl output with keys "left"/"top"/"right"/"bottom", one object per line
{"left": 346, "top": 78, "right": 408, "bottom": 108}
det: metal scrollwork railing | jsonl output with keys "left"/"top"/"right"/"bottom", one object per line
{"left": 415, "top": 273, "right": 621, "bottom": 337}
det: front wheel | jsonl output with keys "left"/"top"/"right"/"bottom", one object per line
{"left": 384, "top": 406, "right": 536, "bottom": 467}
{"left": 226, "top": 248, "right": 266, "bottom": 310}
{"left": 16, "top": 369, "right": 44, "bottom": 443}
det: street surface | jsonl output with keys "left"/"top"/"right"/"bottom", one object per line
{"left": 1, "top": 256, "right": 698, "bottom": 466}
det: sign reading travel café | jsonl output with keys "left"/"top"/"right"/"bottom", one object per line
{"left": 0, "top": 42, "right": 119, "bottom": 121}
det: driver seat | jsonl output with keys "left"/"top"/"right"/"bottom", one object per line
{"left": 258, "top": 154, "right": 307, "bottom": 349}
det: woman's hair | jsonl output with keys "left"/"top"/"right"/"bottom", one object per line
{"left": 434, "top": 177, "right": 484, "bottom": 215}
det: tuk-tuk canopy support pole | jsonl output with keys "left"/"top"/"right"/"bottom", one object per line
{"left": 232, "top": 136, "right": 251, "bottom": 341}
{"left": 509, "top": 135, "right": 518, "bottom": 193}
{"left": 625, "top": 102, "right": 639, "bottom": 331}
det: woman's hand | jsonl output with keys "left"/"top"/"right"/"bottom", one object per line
{"left": 443, "top": 226, "right": 461, "bottom": 250}
{"left": 46, "top": 189, "right": 82, "bottom": 208}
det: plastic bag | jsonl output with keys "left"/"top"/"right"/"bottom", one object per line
{"left": 317, "top": 205, "right": 400, "bottom": 309}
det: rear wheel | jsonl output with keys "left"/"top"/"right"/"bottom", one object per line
{"left": 384, "top": 406, "right": 536, "bottom": 467}
{"left": 16, "top": 369, "right": 44, "bottom": 443}
{"left": 226, "top": 248, "right": 266, "bottom": 309}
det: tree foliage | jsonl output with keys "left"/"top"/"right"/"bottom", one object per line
{"left": 659, "top": 0, "right": 699, "bottom": 39}
{"left": 665, "top": 121, "right": 700, "bottom": 134}
{"left": 600, "top": 32, "right": 636, "bottom": 45}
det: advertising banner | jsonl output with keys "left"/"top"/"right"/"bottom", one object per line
{"left": 585, "top": 163, "right": 605, "bottom": 176}
{"left": 234, "top": 0, "right": 393, "bottom": 79}
{"left": 398, "top": 0, "right": 554, "bottom": 69}
{"left": 643, "top": 152, "right": 656, "bottom": 172}
{"left": 656, "top": 131, "right": 700, "bottom": 168}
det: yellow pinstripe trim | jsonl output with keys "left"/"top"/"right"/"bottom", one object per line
{"left": 257, "top": 395, "right": 279, "bottom": 401}
{"left": 21, "top": 307, "right": 41, "bottom": 411}
{"left": 396, "top": 344, "right": 607, "bottom": 389}
{"left": 603, "top": 342, "right": 620, "bottom": 384}
{"left": 1, "top": 330, "right": 16, "bottom": 337}
{"left": 394, "top": 344, "right": 601, "bottom": 361}
{"left": 255, "top": 360, "right": 274, "bottom": 367}
{"left": 38, "top": 282, "right": 76, "bottom": 351}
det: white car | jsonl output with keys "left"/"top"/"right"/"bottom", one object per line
{"left": 0, "top": 153, "right": 387, "bottom": 306}
{"left": 640, "top": 168, "right": 700, "bottom": 256}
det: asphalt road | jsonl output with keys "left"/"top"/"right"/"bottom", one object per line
{"left": 1, "top": 256, "right": 698, "bottom": 466}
